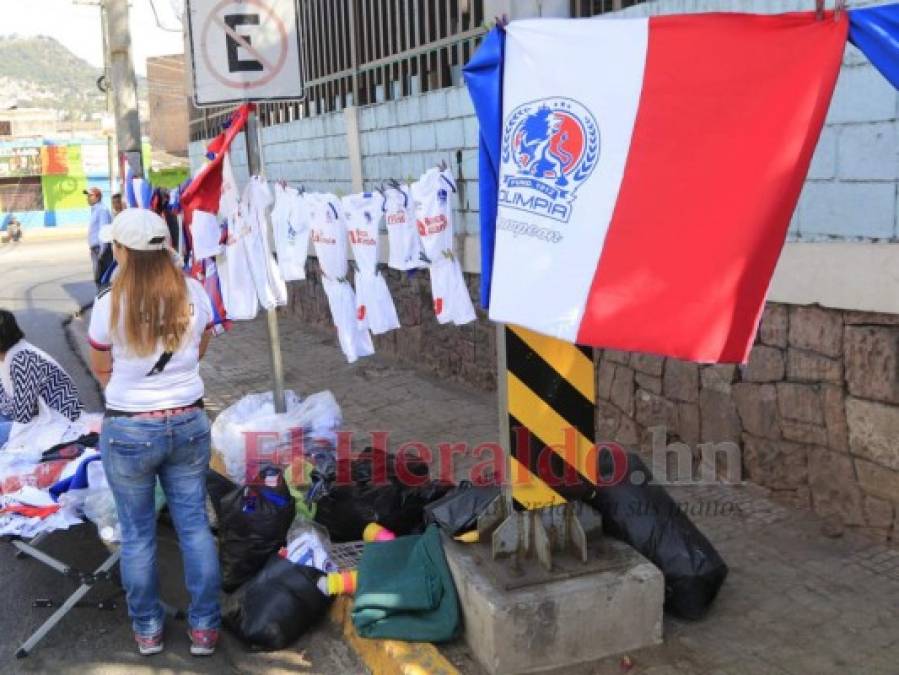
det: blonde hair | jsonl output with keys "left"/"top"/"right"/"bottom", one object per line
{"left": 110, "top": 246, "right": 190, "bottom": 357}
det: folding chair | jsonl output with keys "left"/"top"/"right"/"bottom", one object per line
{"left": 7, "top": 502, "right": 184, "bottom": 658}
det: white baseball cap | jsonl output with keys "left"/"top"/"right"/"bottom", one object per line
{"left": 99, "top": 208, "right": 171, "bottom": 251}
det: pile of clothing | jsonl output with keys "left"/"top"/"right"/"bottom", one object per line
{"left": 0, "top": 432, "right": 125, "bottom": 542}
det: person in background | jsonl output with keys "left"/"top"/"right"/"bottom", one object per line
{"left": 85, "top": 187, "right": 112, "bottom": 288}
{"left": 111, "top": 192, "right": 124, "bottom": 217}
{"left": 88, "top": 209, "right": 220, "bottom": 657}
{"left": 0, "top": 310, "right": 83, "bottom": 448}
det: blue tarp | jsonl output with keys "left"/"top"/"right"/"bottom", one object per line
{"left": 850, "top": 3, "right": 899, "bottom": 90}
{"left": 462, "top": 27, "right": 505, "bottom": 310}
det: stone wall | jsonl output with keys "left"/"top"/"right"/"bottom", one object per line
{"left": 283, "top": 260, "right": 497, "bottom": 392}
{"left": 594, "top": 302, "right": 899, "bottom": 544}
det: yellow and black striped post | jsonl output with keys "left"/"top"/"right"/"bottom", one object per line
{"left": 500, "top": 324, "right": 597, "bottom": 511}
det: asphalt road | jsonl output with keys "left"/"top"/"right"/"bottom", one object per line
{"left": 0, "top": 238, "right": 362, "bottom": 674}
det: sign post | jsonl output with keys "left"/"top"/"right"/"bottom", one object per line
{"left": 186, "top": 0, "right": 304, "bottom": 413}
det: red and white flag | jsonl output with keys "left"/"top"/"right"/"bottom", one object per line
{"left": 489, "top": 12, "right": 847, "bottom": 363}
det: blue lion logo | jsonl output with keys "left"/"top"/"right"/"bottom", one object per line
{"left": 501, "top": 98, "right": 599, "bottom": 223}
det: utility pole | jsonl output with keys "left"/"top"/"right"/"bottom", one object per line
{"left": 105, "top": 0, "right": 144, "bottom": 181}
{"left": 99, "top": 4, "right": 116, "bottom": 196}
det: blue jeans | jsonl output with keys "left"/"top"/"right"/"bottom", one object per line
{"left": 0, "top": 412, "right": 12, "bottom": 447}
{"left": 101, "top": 409, "right": 221, "bottom": 636}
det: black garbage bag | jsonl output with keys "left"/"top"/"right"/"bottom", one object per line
{"left": 584, "top": 451, "right": 728, "bottom": 620}
{"left": 206, "top": 470, "right": 238, "bottom": 519}
{"left": 223, "top": 555, "right": 331, "bottom": 651}
{"left": 424, "top": 482, "right": 501, "bottom": 536}
{"left": 314, "top": 447, "right": 452, "bottom": 542}
{"left": 219, "top": 466, "right": 296, "bottom": 592}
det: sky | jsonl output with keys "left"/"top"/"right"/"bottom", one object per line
{"left": 2, "top": 0, "right": 186, "bottom": 75}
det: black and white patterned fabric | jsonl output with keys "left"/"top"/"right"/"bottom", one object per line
{"left": 0, "top": 348, "right": 82, "bottom": 424}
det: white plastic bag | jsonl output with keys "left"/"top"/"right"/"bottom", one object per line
{"left": 211, "top": 390, "right": 342, "bottom": 485}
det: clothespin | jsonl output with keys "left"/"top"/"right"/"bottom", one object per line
{"left": 815, "top": 0, "right": 824, "bottom": 20}
{"left": 835, "top": 0, "right": 846, "bottom": 20}
{"left": 439, "top": 159, "right": 448, "bottom": 172}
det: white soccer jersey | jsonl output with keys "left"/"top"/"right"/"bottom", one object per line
{"left": 240, "top": 177, "right": 289, "bottom": 311}
{"left": 383, "top": 185, "right": 424, "bottom": 271}
{"left": 219, "top": 154, "right": 259, "bottom": 321}
{"left": 342, "top": 192, "right": 400, "bottom": 335}
{"left": 410, "top": 168, "right": 476, "bottom": 326}
{"left": 271, "top": 184, "right": 311, "bottom": 281}
{"left": 309, "top": 193, "right": 375, "bottom": 363}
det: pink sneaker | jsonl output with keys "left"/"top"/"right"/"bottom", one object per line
{"left": 188, "top": 628, "right": 219, "bottom": 656}
{"left": 135, "top": 631, "right": 164, "bottom": 656}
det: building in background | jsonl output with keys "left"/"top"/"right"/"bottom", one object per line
{"left": 147, "top": 54, "right": 190, "bottom": 157}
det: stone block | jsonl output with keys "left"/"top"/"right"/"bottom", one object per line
{"left": 788, "top": 306, "right": 843, "bottom": 358}
{"left": 387, "top": 126, "right": 412, "bottom": 154}
{"left": 597, "top": 360, "right": 616, "bottom": 401}
{"left": 664, "top": 360, "right": 699, "bottom": 403}
{"left": 463, "top": 115, "right": 481, "bottom": 149}
{"left": 777, "top": 383, "right": 824, "bottom": 425}
{"left": 786, "top": 349, "right": 842, "bottom": 383}
{"left": 677, "top": 402, "right": 700, "bottom": 446}
{"left": 604, "top": 349, "right": 631, "bottom": 365}
{"left": 701, "top": 364, "right": 737, "bottom": 393}
{"left": 733, "top": 383, "right": 781, "bottom": 440}
{"left": 445, "top": 537, "right": 663, "bottom": 675}
{"left": 843, "top": 310, "right": 899, "bottom": 326}
{"left": 807, "top": 126, "right": 836, "bottom": 180}
{"left": 821, "top": 384, "right": 849, "bottom": 453}
{"left": 844, "top": 326, "right": 899, "bottom": 404}
{"left": 700, "top": 388, "right": 742, "bottom": 444}
{"left": 855, "top": 458, "right": 899, "bottom": 502}
{"left": 610, "top": 366, "right": 635, "bottom": 417}
{"left": 635, "top": 373, "right": 662, "bottom": 395}
{"left": 864, "top": 495, "right": 895, "bottom": 530}
{"left": 617, "top": 416, "right": 641, "bottom": 446}
{"left": 635, "top": 389, "right": 678, "bottom": 431}
{"left": 781, "top": 420, "right": 828, "bottom": 446}
{"left": 436, "top": 118, "right": 466, "bottom": 150}
{"left": 410, "top": 123, "right": 438, "bottom": 151}
{"left": 808, "top": 448, "right": 866, "bottom": 526}
{"left": 423, "top": 90, "right": 449, "bottom": 121}
{"left": 596, "top": 407, "right": 621, "bottom": 442}
{"left": 797, "top": 181, "right": 896, "bottom": 240}
{"left": 742, "top": 434, "right": 808, "bottom": 489}
{"left": 743, "top": 345, "right": 785, "bottom": 383}
{"left": 631, "top": 353, "right": 664, "bottom": 376}
{"left": 838, "top": 122, "right": 899, "bottom": 181}
{"left": 846, "top": 397, "right": 899, "bottom": 471}
{"left": 828, "top": 64, "right": 898, "bottom": 124}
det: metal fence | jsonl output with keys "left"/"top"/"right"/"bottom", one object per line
{"left": 187, "top": 0, "right": 654, "bottom": 142}
{"left": 189, "top": 0, "right": 487, "bottom": 141}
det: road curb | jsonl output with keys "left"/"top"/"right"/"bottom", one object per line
{"left": 329, "top": 597, "right": 460, "bottom": 675}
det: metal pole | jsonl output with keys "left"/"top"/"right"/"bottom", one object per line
{"left": 105, "top": 0, "right": 144, "bottom": 181}
{"left": 100, "top": 4, "right": 116, "bottom": 197}
{"left": 245, "top": 108, "right": 287, "bottom": 413}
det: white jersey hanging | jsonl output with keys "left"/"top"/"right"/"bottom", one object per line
{"left": 342, "top": 192, "right": 400, "bottom": 335}
{"left": 218, "top": 153, "right": 259, "bottom": 321}
{"left": 410, "top": 167, "right": 476, "bottom": 326}
{"left": 383, "top": 184, "right": 424, "bottom": 271}
{"left": 271, "top": 183, "right": 311, "bottom": 281}
{"left": 241, "top": 176, "right": 289, "bottom": 311}
{"left": 309, "top": 193, "right": 375, "bottom": 363}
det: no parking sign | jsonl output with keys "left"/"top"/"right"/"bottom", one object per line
{"left": 186, "top": 0, "right": 304, "bottom": 106}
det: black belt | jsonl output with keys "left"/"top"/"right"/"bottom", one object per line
{"left": 105, "top": 398, "right": 205, "bottom": 419}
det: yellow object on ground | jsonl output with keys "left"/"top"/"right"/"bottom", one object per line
{"left": 329, "top": 597, "right": 459, "bottom": 675}
{"left": 454, "top": 531, "right": 479, "bottom": 544}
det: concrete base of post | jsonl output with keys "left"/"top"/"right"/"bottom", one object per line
{"left": 443, "top": 534, "right": 664, "bottom": 674}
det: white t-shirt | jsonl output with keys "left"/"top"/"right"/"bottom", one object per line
{"left": 383, "top": 185, "right": 424, "bottom": 270}
{"left": 88, "top": 278, "right": 214, "bottom": 412}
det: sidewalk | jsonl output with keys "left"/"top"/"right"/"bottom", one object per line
{"left": 68, "top": 309, "right": 899, "bottom": 674}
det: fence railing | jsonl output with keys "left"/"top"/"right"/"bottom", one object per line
{"left": 189, "top": 0, "right": 487, "bottom": 142}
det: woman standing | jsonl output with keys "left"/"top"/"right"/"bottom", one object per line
{"left": 88, "top": 209, "right": 220, "bottom": 657}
